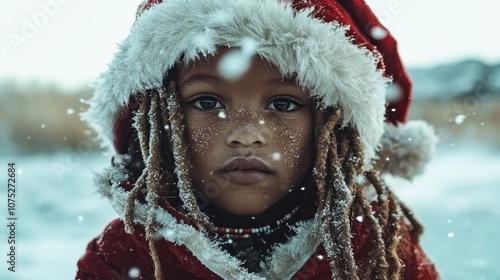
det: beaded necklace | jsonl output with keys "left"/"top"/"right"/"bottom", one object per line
{"left": 214, "top": 205, "right": 300, "bottom": 239}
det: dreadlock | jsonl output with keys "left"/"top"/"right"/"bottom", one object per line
{"left": 121, "top": 80, "right": 424, "bottom": 280}
{"left": 123, "top": 88, "right": 165, "bottom": 280}
{"left": 122, "top": 80, "right": 217, "bottom": 280}
{"left": 311, "top": 103, "right": 426, "bottom": 280}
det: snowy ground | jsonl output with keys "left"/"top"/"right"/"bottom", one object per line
{"left": 0, "top": 150, "right": 117, "bottom": 280}
{"left": 391, "top": 143, "right": 500, "bottom": 280}
{"left": 0, "top": 143, "right": 499, "bottom": 279}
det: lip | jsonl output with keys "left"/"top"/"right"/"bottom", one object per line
{"left": 218, "top": 158, "right": 274, "bottom": 185}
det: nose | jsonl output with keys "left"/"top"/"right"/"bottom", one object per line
{"left": 226, "top": 123, "right": 268, "bottom": 148}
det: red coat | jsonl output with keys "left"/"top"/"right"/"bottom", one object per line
{"left": 76, "top": 204, "right": 439, "bottom": 279}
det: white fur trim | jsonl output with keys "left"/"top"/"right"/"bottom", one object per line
{"left": 259, "top": 220, "right": 321, "bottom": 279}
{"left": 82, "top": 0, "right": 388, "bottom": 164}
{"left": 377, "top": 120, "right": 438, "bottom": 179}
{"left": 97, "top": 167, "right": 322, "bottom": 279}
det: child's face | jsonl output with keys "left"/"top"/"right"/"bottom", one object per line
{"left": 177, "top": 48, "right": 314, "bottom": 216}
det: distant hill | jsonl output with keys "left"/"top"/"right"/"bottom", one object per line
{"left": 0, "top": 82, "right": 96, "bottom": 155}
{"left": 408, "top": 60, "right": 500, "bottom": 145}
{"left": 409, "top": 60, "right": 500, "bottom": 100}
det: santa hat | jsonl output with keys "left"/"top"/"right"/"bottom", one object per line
{"left": 83, "top": 0, "right": 437, "bottom": 179}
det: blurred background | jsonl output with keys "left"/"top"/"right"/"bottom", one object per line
{"left": 0, "top": 0, "right": 499, "bottom": 279}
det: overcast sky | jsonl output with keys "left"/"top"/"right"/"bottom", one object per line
{"left": 1, "top": 0, "right": 499, "bottom": 87}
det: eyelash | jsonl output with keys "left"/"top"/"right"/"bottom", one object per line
{"left": 188, "top": 94, "right": 224, "bottom": 112}
{"left": 267, "top": 96, "right": 304, "bottom": 113}
{"left": 187, "top": 94, "right": 304, "bottom": 113}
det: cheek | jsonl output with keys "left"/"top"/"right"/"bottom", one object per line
{"left": 272, "top": 124, "right": 313, "bottom": 172}
{"left": 185, "top": 122, "right": 218, "bottom": 159}
{"left": 186, "top": 122, "right": 226, "bottom": 166}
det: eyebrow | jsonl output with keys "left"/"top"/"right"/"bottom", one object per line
{"left": 179, "top": 74, "right": 300, "bottom": 88}
{"left": 179, "top": 75, "right": 223, "bottom": 88}
{"left": 268, "top": 76, "right": 300, "bottom": 87}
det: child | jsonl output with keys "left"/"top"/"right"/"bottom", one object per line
{"left": 77, "top": 0, "right": 440, "bottom": 279}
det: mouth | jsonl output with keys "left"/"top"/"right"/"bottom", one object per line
{"left": 218, "top": 158, "right": 274, "bottom": 185}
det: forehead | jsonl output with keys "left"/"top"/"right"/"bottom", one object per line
{"left": 177, "top": 48, "right": 285, "bottom": 83}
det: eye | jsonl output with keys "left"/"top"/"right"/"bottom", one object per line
{"left": 266, "top": 97, "right": 300, "bottom": 112}
{"left": 190, "top": 95, "right": 224, "bottom": 110}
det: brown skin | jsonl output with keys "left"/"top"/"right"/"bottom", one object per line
{"left": 177, "top": 48, "right": 314, "bottom": 228}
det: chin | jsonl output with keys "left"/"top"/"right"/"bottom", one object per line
{"left": 218, "top": 202, "right": 272, "bottom": 216}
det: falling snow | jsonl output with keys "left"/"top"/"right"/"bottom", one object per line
{"left": 454, "top": 114, "right": 466, "bottom": 124}
{"left": 128, "top": 267, "right": 141, "bottom": 278}
{"left": 272, "top": 152, "right": 281, "bottom": 161}
{"left": 218, "top": 111, "right": 227, "bottom": 119}
{"left": 370, "top": 26, "right": 388, "bottom": 40}
{"left": 67, "top": 108, "right": 75, "bottom": 115}
{"left": 386, "top": 83, "right": 403, "bottom": 102}
{"left": 218, "top": 37, "right": 258, "bottom": 80}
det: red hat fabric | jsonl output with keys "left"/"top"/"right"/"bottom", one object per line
{"left": 84, "top": 0, "right": 436, "bottom": 177}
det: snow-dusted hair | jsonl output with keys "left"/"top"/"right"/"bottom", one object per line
{"left": 118, "top": 77, "right": 424, "bottom": 280}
